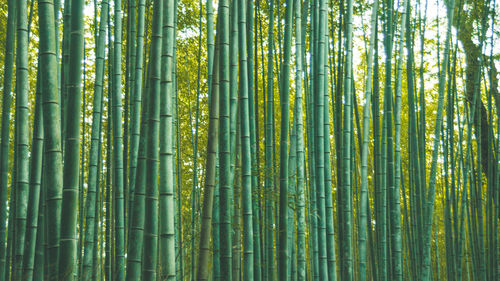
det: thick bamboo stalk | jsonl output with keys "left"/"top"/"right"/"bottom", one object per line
{"left": 237, "top": 0, "right": 255, "bottom": 279}
{"left": 218, "top": 0, "right": 233, "bottom": 278}
{"left": 0, "top": 1, "right": 16, "bottom": 277}
{"left": 142, "top": 0, "right": 163, "bottom": 279}
{"left": 21, "top": 70, "right": 44, "bottom": 281}
{"left": 159, "top": 0, "right": 177, "bottom": 276}
{"left": 59, "top": 0, "right": 85, "bottom": 277}
{"left": 12, "top": 1, "right": 31, "bottom": 278}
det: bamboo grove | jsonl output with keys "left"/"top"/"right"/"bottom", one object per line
{"left": 0, "top": 0, "right": 498, "bottom": 280}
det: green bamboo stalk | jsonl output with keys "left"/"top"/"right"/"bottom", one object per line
{"left": 255, "top": 4, "right": 268, "bottom": 278}
{"left": 0, "top": 1, "right": 15, "bottom": 278}
{"left": 371, "top": 22, "right": 387, "bottom": 281}
{"left": 125, "top": 41, "right": 152, "bottom": 281}
{"left": 229, "top": 2, "right": 239, "bottom": 278}
{"left": 237, "top": 0, "right": 255, "bottom": 278}
{"left": 381, "top": 0, "right": 395, "bottom": 279}
{"left": 232, "top": 119, "right": 242, "bottom": 281}
{"left": 406, "top": 4, "right": 422, "bottom": 276}
{"left": 5, "top": 182, "right": 15, "bottom": 281}
{"left": 294, "top": 0, "right": 306, "bottom": 279}
{"left": 381, "top": 96, "right": 389, "bottom": 281}
{"left": 289, "top": 106, "right": 297, "bottom": 281}
{"left": 340, "top": 0, "right": 354, "bottom": 279}
{"left": 60, "top": 0, "right": 71, "bottom": 144}
{"left": 332, "top": 1, "right": 344, "bottom": 274}
{"left": 127, "top": 0, "right": 147, "bottom": 237}
{"left": 278, "top": 0, "right": 294, "bottom": 279}
{"left": 313, "top": 0, "right": 328, "bottom": 278}
{"left": 175, "top": 73, "right": 184, "bottom": 281}
{"left": 92, "top": 120, "right": 103, "bottom": 280}
{"left": 77, "top": 41, "right": 87, "bottom": 280}
{"left": 54, "top": 0, "right": 61, "bottom": 97}
{"left": 33, "top": 168, "right": 45, "bottom": 281}
{"left": 218, "top": 0, "right": 233, "bottom": 277}
{"left": 306, "top": 3, "right": 319, "bottom": 275}
{"left": 21, "top": 70, "right": 44, "bottom": 281}
{"left": 26, "top": 0, "right": 35, "bottom": 42}
{"left": 58, "top": 0, "right": 85, "bottom": 277}
{"left": 13, "top": 0, "right": 31, "bottom": 278}
{"left": 391, "top": 1, "right": 409, "bottom": 279}
{"left": 172, "top": 8, "right": 179, "bottom": 280}
{"left": 190, "top": 1, "right": 204, "bottom": 278}
{"left": 314, "top": 2, "right": 336, "bottom": 280}
{"left": 485, "top": 10, "right": 497, "bottom": 280}
{"left": 82, "top": 1, "right": 108, "bottom": 279}
{"left": 276, "top": 0, "right": 283, "bottom": 68}
{"left": 253, "top": 11, "right": 264, "bottom": 274}
{"left": 38, "top": 0, "right": 64, "bottom": 278}
{"left": 417, "top": 4, "right": 428, "bottom": 260}
{"left": 195, "top": 21, "right": 221, "bottom": 281}
{"left": 142, "top": 0, "right": 163, "bottom": 279}
{"left": 207, "top": 0, "right": 215, "bottom": 100}
{"left": 324, "top": 60, "right": 336, "bottom": 281}
{"left": 111, "top": 0, "right": 126, "bottom": 278}
{"left": 124, "top": 0, "right": 136, "bottom": 234}
{"left": 229, "top": 0, "right": 238, "bottom": 191}
{"left": 358, "top": 2, "right": 378, "bottom": 280}
{"left": 442, "top": 26, "right": 461, "bottom": 278}
{"left": 104, "top": 14, "right": 113, "bottom": 280}
{"left": 123, "top": 0, "right": 137, "bottom": 234}
{"left": 159, "top": 0, "right": 176, "bottom": 276}
{"left": 264, "top": 0, "right": 275, "bottom": 279}
{"left": 245, "top": 2, "right": 262, "bottom": 278}
{"left": 454, "top": 95, "right": 468, "bottom": 281}
{"left": 213, "top": 182, "right": 221, "bottom": 281}
{"left": 474, "top": 72, "right": 486, "bottom": 281}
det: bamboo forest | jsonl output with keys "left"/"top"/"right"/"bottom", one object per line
{"left": 0, "top": 0, "right": 499, "bottom": 280}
